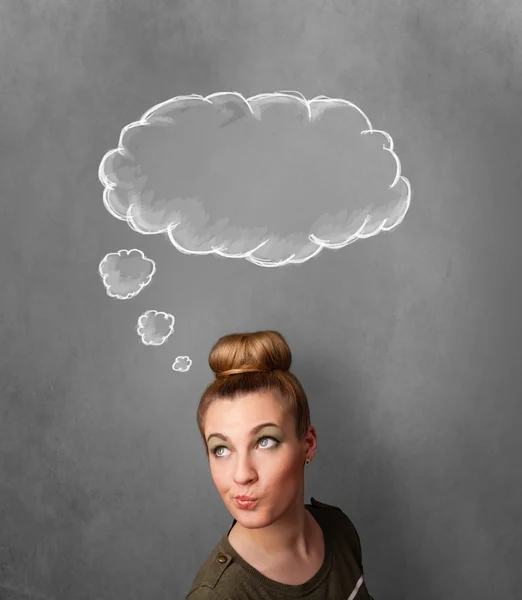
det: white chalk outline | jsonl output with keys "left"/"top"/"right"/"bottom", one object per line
{"left": 172, "top": 356, "right": 192, "bottom": 372}
{"left": 136, "top": 309, "right": 175, "bottom": 346}
{"left": 98, "top": 248, "right": 156, "bottom": 299}
{"left": 99, "top": 91, "right": 411, "bottom": 267}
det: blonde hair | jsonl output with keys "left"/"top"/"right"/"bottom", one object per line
{"left": 197, "top": 330, "right": 311, "bottom": 454}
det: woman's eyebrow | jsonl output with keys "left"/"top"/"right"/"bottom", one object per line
{"left": 206, "top": 422, "right": 281, "bottom": 443}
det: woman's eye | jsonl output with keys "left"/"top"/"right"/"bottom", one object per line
{"left": 213, "top": 436, "right": 278, "bottom": 458}
{"left": 258, "top": 436, "right": 277, "bottom": 448}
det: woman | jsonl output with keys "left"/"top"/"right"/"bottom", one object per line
{"left": 186, "top": 330, "right": 375, "bottom": 599}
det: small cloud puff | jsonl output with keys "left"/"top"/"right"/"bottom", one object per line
{"left": 172, "top": 356, "right": 192, "bottom": 373}
{"left": 98, "top": 249, "right": 156, "bottom": 299}
{"left": 136, "top": 310, "right": 175, "bottom": 346}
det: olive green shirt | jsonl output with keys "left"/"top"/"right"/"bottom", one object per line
{"left": 185, "top": 497, "right": 375, "bottom": 599}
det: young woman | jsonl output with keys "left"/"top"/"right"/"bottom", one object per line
{"left": 186, "top": 330, "right": 375, "bottom": 599}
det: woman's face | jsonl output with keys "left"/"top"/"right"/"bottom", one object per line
{"left": 204, "top": 391, "right": 317, "bottom": 527}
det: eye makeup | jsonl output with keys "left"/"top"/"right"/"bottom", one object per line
{"left": 208, "top": 427, "right": 283, "bottom": 458}
{"left": 211, "top": 435, "right": 280, "bottom": 458}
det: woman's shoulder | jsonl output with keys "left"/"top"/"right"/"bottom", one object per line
{"left": 185, "top": 586, "right": 226, "bottom": 599}
{"left": 307, "top": 496, "right": 343, "bottom": 511}
{"left": 307, "top": 496, "right": 359, "bottom": 530}
{"left": 307, "top": 497, "right": 363, "bottom": 562}
{"left": 185, "top": 531, "right": 240, "bottom": 600}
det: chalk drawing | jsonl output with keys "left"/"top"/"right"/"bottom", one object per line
{"left": 98, "top": 91, "right": 410, "bottom": 267}
{"left": 136, "top": 309, "right": 175, "bottom": 346}
{"left": 172, "top": 356, "right": 192, "bottom": 372}
{"left": 98, "top": 90, "right": 411, "bottom": 373}
{"left": 98, "top": 248, "right": 156, "bottom": 299}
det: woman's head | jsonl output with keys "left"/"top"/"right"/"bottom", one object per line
{"left": 197, "top": 331, "right": 317, "bottom": 528}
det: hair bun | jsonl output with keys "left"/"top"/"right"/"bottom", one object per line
{"left": 216, "top": 367, "right": 267, "bottom": 378}
{"left": 209, "top": 331, "right": 292, "bottom": 377}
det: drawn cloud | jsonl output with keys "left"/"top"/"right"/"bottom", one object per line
{"left": 136, "top": 310, "right": 175, "bottom": 346}
{"left": 98, "top": 249, "right": 156, "bottom": 299}
{"left": 172, "top": 356, "right": 192, "bottom": 373}
{"left": 99, "top": 91, "right": 411, "bottom": 267}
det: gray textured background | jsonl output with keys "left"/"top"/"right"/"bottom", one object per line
{"left": 1, "top": 1, "right": 521, "bottom": 599}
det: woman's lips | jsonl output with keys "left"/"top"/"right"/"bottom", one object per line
{"left": 234, "top": 497, "right": 258, "bottom": 509}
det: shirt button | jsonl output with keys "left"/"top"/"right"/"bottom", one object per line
{"left": 217, "top": 554, "right": 227, "bottom": 563}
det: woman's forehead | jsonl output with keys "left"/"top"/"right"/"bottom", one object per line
{"left": 205, "top": 392, "right": 288, "bottom": 428}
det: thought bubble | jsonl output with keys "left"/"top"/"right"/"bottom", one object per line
{"left": 99, "top": 91, "right": 411, "bottom": 267}
{"left": 172, "top": 356, "right": 192, "bottom": 373}
{"left": 136, "top": 310, "right": 175, "bottom": 346}
{"left": 98, "top": 249, "right": 155, "bottom": 299}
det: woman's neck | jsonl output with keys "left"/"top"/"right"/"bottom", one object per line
{"left": 229, "top": 504, "right": 318, "bottom": 562}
